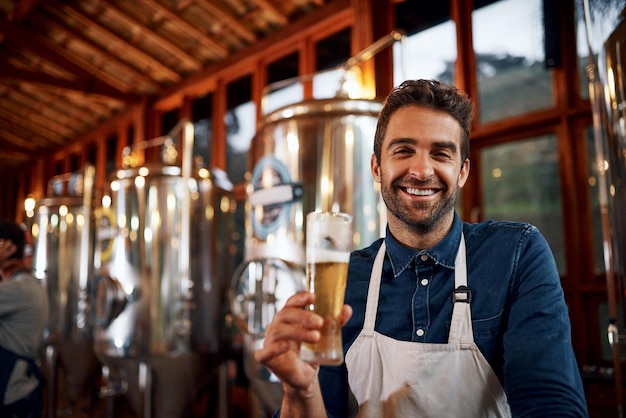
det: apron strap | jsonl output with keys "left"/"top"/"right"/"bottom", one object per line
{"left": 363, "top": 241, "right": 386, "bottom": 331}
{"left": 449, "top": 235, "right": 474, "bottom": 343}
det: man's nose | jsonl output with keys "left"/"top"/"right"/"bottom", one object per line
{"left": 408, "top": 153, "right": 434, "bottom": 180}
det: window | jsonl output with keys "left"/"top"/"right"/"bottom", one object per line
{"left": 393, "top": 1, "right": 455, "bottom": 84}
{"left": 473, "top": 0, "right": 552, "bottom": 122}
{"left": 480, "top": 134, "right": 565, "bottom": 272}
{"left": 263, "top": 52, "right": 302, "bottom": 115}
{"left": 313, "top": 28, "right": 351, "bottom": 99}
{"left": 192, "top": 93, "right": 213, "bottom": 168}
{"left": 226, "top": 75, "right": 255, "bottom": 185}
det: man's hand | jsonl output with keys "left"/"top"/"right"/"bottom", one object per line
{"left": 255, "top": 291, "right": 353, "bottom": 391}
{"left": 255, "top": 291, "right": 353, "bottom": 417}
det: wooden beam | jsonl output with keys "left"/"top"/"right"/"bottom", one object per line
{"left": 0, "top": 100, "right": 74, "bottom": 143}
{"left": 249, "top": 0, "right": 289, "bottom": 26}
{"left": 8, "top": 0, "right": 41, "bottom": 22}
{"left": 154, "top": 0, "right": 351, "bottom": 110}
{"left": 189, "top": 0, "right": 257, "bottom": 43}
{"left": 0, "top": 19, "right": 140, "bottom": 95}
{"left": 96, "top": 0, "right": 204, "bottom": 70}
{"left": 140, "top": 0, "right": 230, "bottom": 57}
{"left": 0, "top": 62, "right": 139, "bottom": 103}
{"left": 41, "top": 14, "right": 162, "bottom": 92}
{"left": 45, "top": 0, "right": 182, "bottom": 84}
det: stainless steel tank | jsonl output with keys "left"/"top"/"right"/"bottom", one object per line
{"left": 230, "top": 97, "right": 385, "bottom": 415}
{"left": 92, "top": 122, "right": 232, "bottom": 418}
{"left": 584, "top": 2, "right": 626, "bottom": 411}
{"left": 30, "top": 164, "right": 100, "bottom": 415}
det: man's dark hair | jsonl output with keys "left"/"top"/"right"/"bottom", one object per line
{"left": 373, "top": 79, "right": 475, "bottom": 164}
{"left": 0, "top": 220, "right": 25, "bottom": 260}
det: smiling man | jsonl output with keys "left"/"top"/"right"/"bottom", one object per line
{"left": 256, "top": 79, "right": 589, "bottom": 417}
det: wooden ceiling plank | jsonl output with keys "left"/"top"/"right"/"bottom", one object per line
{"left": 17, "top": 84, "right": 103, "bottom": 126}
{"left": 46, "top": 1, "right": 182, "bottom": 84}
{"left": 0, "top": 60, "right": 140, "bottom": 102}
{"left": 249, "top": 0, "right": 289, "bottom": 25}
{"left": 8, "top": 0, "right": 42, "bottom": 22}
{"left": 40, "top": 14, "right": 162, "bottom": 92}
{"left": 139, "top": 0, "right": 230, "bottom": 57}
{"left": 0, "top": 115, "right": 64, "bottom": 148}
{"left": 0, "top": 19, "right": 138, "bottom": 95}
{"left": 3, "top": 83, "right": 92, "bottom": 132}
{"left": 0, "top": 100, "right": 76, "bottom": 142}
{"left": 96, "top": 0, "right": 204, "bottom": 71}
{"left": 187, "top": 0, "right": 257, "bottom": 43}
{"left": 0, "top": 150, "right": 35, "bottom": 160}
{"left": 0, "top": 129, "right": 42, "bottom": 151}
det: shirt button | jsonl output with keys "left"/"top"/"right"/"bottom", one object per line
{"left": 420, "top": 254, "right": 428, "bottom": 262}
{"left": 420, "top": 278, "right": 429, "bottom": 286}
{"left": 416, "top": 329, "right": 425, "bottom": 337}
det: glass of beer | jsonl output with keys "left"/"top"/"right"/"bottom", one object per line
{"left": 300, "top": 211, "right": 353, "bottom": 365}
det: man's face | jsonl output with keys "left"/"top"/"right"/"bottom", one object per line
{"left": 371, "top": 106, "right": 469, "bottom": 237}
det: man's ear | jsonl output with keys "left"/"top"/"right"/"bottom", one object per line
{"left": 458, "top": 158, "right": 470, "bottom": 188}
{"left": 371, "top": 153, "right": 381, "bottom": 183}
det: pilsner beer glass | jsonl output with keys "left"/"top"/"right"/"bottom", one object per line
{"left": 300, "top": 211, "right": 353, "bottom": 365}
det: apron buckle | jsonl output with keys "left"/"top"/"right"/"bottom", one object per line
{"left": 453, "top": 285, "right": 472, "bottom": 303}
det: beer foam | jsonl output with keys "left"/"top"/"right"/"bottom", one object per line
{"left": 307, "top": 247, "right": 350, "bottom": 263}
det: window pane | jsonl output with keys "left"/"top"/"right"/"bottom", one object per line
{"left": 263, "top": 52, "right": 303, "bottom": 115}
{"left": 313, "top": 28, "right": 351, "bottom": 99}
{"left": 481, "top": 134, "right": 565, "bottom": 272}
{"left": 263, "top": 82, "right": 303, "bottom": 115}
{"left": 226, "top": 76, "right": 255, "bottom": 184}
{"left": 575, "top": 0, "right": 626, "bottom": 100}
{"left": 393, "top": 20, "right": 456, "bottom": 85}
{"left": 313, "top": 68, "right": 343, "bottom": 99}
{"left": 192, "top": 93, "right": 213, "bottom": 168}
{"left": 472, "top": 0, "right": 552, "bottom": 122}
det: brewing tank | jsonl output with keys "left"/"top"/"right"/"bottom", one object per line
{"left": 585, "top": 3, "right": 626, "bottom": 410}
{"left": 30, "top": 164, "right": 100, "bottom": 413}
{"left": 598, "top": 11, "right": 626, "bottom": 295}
{"left": 247, "top": 98, "right": 384, "bottom": 259}
{"left": 92, "top": 123, "right": 232, "bottom": 417}
{"left": 231, "top": 97, "right": 385, "bottom": 414}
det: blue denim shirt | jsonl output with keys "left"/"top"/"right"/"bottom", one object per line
{"left": 312, "top": 213, "right": 588, "bottom": 417}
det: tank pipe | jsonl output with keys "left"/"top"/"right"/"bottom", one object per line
{"left": 77, "top": 164, "right": 95, "bottom": 334}
{"left": 582, "top": 0, "right": 624, "bottom": 413}
{"left": 121, "top": 119, "right": 192, "bottom": 166}
{"left": 340, "top": 30, "right": 405, "bottom": 72}
{"left": 178, "top": 121, "right": 194, "bottom": 340}
{"left": 259, "top": 30, "right": 406, "bottom": 114}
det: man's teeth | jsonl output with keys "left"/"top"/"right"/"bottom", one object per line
{"left": 406, "top": 187, "right": 435, "bottom": 196}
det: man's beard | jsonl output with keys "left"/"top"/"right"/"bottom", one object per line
{"left": 381, "top": 177, "right": 457, "bottom": 234}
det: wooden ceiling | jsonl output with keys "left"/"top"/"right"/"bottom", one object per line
{"left": 0, "top": 0, "right": 330, "bottom": 175}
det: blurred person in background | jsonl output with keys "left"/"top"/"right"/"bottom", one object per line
{"left": 0, "top": 220, "right": 48, "bottom": 418}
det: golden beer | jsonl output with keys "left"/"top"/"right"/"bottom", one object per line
{"left": 300, "top": 211, "right": 352, "bottom": 365}
{"left": 301, "top": 261, "right": 349, "bottom": 364}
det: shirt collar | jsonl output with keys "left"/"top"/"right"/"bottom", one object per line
{"left": 384, "top": 212, "right": 463, "bottom": 277}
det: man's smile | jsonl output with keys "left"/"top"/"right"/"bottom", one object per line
{"left": 404, "top": 187, "right": 437, "bottom": 196}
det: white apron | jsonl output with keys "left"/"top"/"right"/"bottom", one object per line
{"left": 345, "top": 235, "right": 511, "bottom": 418}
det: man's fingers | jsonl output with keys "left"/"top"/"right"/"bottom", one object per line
{"left": 340, "top": 304, "right": 353, "bottom": 326}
